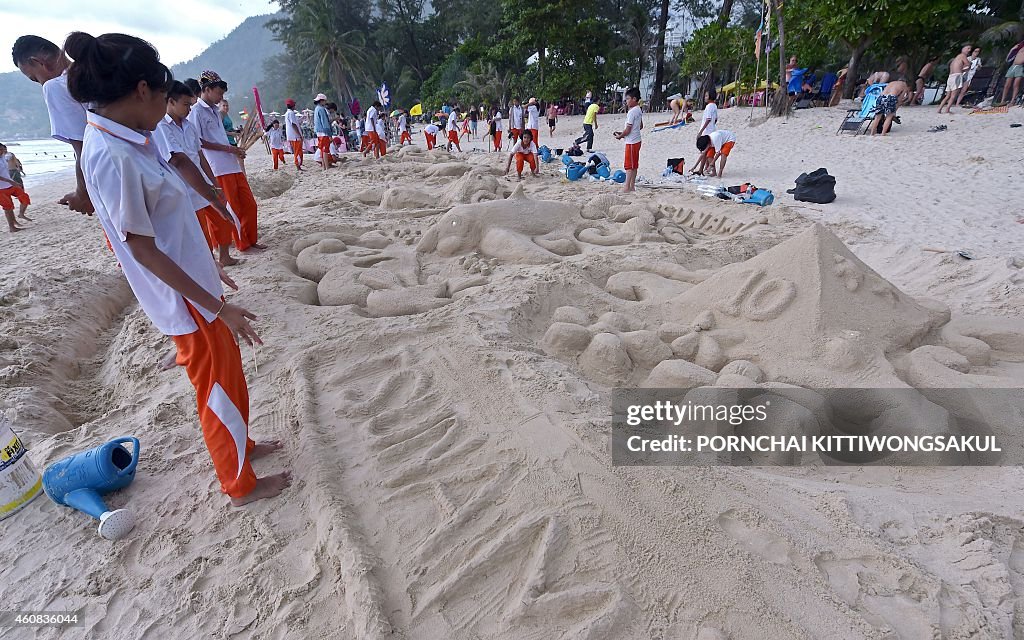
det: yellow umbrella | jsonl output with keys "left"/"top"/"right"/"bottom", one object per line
{"left": 409, "top": 103, "right": 423, "bottom": 116}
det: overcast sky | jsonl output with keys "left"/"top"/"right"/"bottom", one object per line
{"left": 0, "top": 0, "right": 277, "bottom": 74}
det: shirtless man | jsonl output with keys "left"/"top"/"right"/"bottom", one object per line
{"left": 869, "top": 79, "right": 911, "bottom": 136}
{"left": 937, "top": 44, "right": 972, "bottom": 114}
{"left": 859, "top": 70, "right": 890, "bottom": 98}
{"left": 914, "top": 57, "right": 940, "bottom": 104}
{"left": 999, "top": 40, "right": 1024, "bottom": 106}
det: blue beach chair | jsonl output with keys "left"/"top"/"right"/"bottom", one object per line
{"left": 815, "top": 72, "right": 838, "bottom": 105}
{"left": 836, "top": 83, "right": 885, "bottom": 135}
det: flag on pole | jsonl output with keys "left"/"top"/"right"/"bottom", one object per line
{"left": 409, "top": 103, "right": 423, "bottom": 116}
{"left": 377, "top": 82, "right": 391, "bottom": 108}
{"left": 252, "top": 87, "right": 268, "bottom": 129}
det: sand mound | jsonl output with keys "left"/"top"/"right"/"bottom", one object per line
{"left": 248, "top": 168, "right": 296, "bottom": 199}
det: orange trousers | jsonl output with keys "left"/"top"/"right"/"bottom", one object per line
{"left": 447, "top": 129, "right": 461, "bottom": 150}
{"left": 400, "top": 131, "right": 412, "bottom": 145}
{"left": 0, "top": 185, "right": 30, "bottom": 210}
{"left": 173, "top": 303, "right": 256, "bottom": 499}
{"left": 317, "top": 135, "right": 333, "bottom": 166}
{"left": 289, "top": 140, "right": 303, "bottom": 168}
{"left": 197, "top": 205, "right": 235, "bottom": 249}
{"left": 529, "top": 129, "right": 539, "bottom": 146}
{"left": 515, "top": 152, "right": 537, "bottom": 174}
{"left": 359, "top": 134, "right": 370, "bottom": 153}
{"left": 493, "top": 131, "right": 503, "bottom": 151}
{"left": 510, "top": 128, "right": 521, "bottom": 144}
{"left": 217, "top": 173, "right": 257, "bottom": 251}
{"left": 376, "top": 133, "right": 387, "bottom": 156}
{"left": 271, "top": 148, "right": 285, "bottom": 169}
{"left": 424, "top": 132, "right": 436, "bottom": 150}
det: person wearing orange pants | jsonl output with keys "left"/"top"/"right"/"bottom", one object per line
{"left": 284, "top": 99, "right": 304, "bottom": 170}
{"left": 0, "top": 143, "right": 30, "bottom": 231}
{"left": 72, "top": 36, "right": 289, "bottom": 506}
{"left": 423, "top": 123, "right": 438, "bottom": 150}
{"left": 400, "top": 131, "right": 412, "bottom": 145}
{"left": 491, "top": 109, "right": 503, "bottom": 152}
{"left": 504, "top": 130, "right": 539, "bottom": 179}
{"left": 398, "top": 110, "right": 412, "bottom": 145}
{"left": 265, "top": 119, "right": 286, "bottom": 170}
{"left": 217, "top": 172, "right": 259, "bottom": 251}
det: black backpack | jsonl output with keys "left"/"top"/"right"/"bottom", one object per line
{"left": 787, "top": 168, "right": 836, "bottom": 204}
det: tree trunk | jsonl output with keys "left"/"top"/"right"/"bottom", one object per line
{"left": 718, "top": 0, "right": 735, "bottom": 26}
{"left": 842, "top": 39, "right": 871, "bottom": 99}
{"left": 651, "top": 0, "right": 670, "bottom": 106}
{"left": 769, "top": 0, "right": 789, "bottom": 117}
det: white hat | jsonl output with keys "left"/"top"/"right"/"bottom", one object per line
{"left": 314, "top": 93, "right": 327, "bottom": 102}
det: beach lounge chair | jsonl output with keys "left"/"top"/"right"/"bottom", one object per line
{"left": 814, "top": 72, "right": 838, "bottom": 106}
{"left": 961, "top": 66, "right": 995, "bottom": 104}
{"left": 836, "top": 83, "right": 885, "bottom": 135}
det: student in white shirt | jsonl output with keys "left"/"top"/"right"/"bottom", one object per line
{"left": 504, "top": 130, "right": 540, "bottom": 179}
{"left": 423, "top": 123, "right": 439, "bottom": 150}
{"left": 695, "top": 129, "right": 737, "bottom": 178}
{"left": 364, "top": 100, "right": 384, "bottom": 158}
{"left": 526, "top": 97, "right": 540, "bottom": 145}
{"left": 154, "top": 81, "right": 238, "bottom": 267}
{"left": 283, "top": 99, "right": 304, "bottom": 169}
{"left": 12, "top": 35, "right": 94, "bottom": 214}
{"left": 398, "top": 111, "right": 411, "bottom": 145}
{"left": 613, "top": 87, "right": 644, "bottom": 193}
{"left": 697, "top": 88, "right": 718, "bottom": 137}
{"left": 0, "top": 143, "right": 31, "bottom": 232}
{"left": 446, "top": 105, "right": 462, "bottom": 152}
{"left": 491, "top": 110, "right": 503, "bottom": 152}
{"left": 509, "top": 98, "right": 524, "bottom": 145}
{"left": 265, "top": 120, "right": 287, "bottom": 169}
{"left": 189, "top": 70, "right": 264, "bottom": 252}
{"left": 64, "top": 31, "right": 289, "bottom": 505}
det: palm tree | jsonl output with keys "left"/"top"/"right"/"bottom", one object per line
{"left": 622, "top": 3, "right": 657, "bottom": 88}
{"left": 288, "top": 0, "right": 370, "bottom": 102}
{"left": 455, "top": 63, "right": 513, "bottom": 107}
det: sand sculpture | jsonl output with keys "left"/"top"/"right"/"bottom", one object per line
{"left": 416, "top": 184, "right": 585, "bottom": 263}
{"left": 293, "top": 232, "right": 486, "bottom": 316}
{"left": 541, "top": 225, "right": 1024, "bottom": 440}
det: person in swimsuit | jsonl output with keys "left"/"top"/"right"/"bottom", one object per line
{"left": 869, "top": 79, "right": 911, "bottom": 136}
{"left": 955, "top": 47, "right": 982, "bottom": 107}
{"left": 999, "top": 40, "right": 1024, "bottom": 106}
{"left": 914, "top": 56, "right": 940, "bottom": 105}
{"left": 938, "top": 44, "right": 972, "bottom": 114}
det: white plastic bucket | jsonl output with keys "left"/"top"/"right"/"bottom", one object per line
{"left": 0, "top": 419, "right": 43, "bottom": 520}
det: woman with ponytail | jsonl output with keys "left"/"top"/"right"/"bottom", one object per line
{"left": 65, "top": 32, "right": 290, "bottom": 506}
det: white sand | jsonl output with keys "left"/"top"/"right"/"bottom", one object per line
{"left": 1, "top": 101, "right": 1023, "bottom": 639}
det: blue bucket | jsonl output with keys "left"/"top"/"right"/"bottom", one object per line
{"left": 612, "top": 170, "right": 626, "bottom": 183}
{"left": 596, "top": 164, "right": 611, "bottom": 179}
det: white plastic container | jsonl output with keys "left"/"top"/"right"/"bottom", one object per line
{"left": 0, "top": 418, "right": 43, "bottom": 520}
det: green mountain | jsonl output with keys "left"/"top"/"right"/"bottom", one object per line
{"left": 0, "top": 13, "right": 283, "bottom": 141}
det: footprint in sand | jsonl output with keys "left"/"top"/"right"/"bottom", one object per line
{"left": 716, "top": 509, "right": 796, "bottom": 566}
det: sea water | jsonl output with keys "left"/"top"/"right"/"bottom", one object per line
{"left": 5, "top": 138, "right": 77, "bottom": 188}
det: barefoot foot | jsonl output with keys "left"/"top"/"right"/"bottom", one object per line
{"left": 231, "top": 471, "right": 292, "bottom": 506}
{"left": 250, "top": 440, "right": 283, "bottom": 459}
{"left": 158, "top": 349, "right": 180, "bottom": 371}
{"left": 219, "top": 255, "right": 240, "bottom": 267}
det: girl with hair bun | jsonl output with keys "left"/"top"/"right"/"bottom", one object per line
{"left": 65, "top": 31, "right": 291, "bottom": 506}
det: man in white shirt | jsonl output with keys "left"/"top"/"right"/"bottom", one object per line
{"left": 446, "top": 105, "right": 462, "bottom": 152}
{"left": 284, "top": 99, "right": 304, "bottom": 170}
{"left": 12, "top": 35, "right": 93, "bottom": 214}
{"left": 398, "top": 111, "right": 411, "bottom": 145}
{"left": 423, "top": 123, "right": 440, "bottom": 150}
{"left": 697, "top": 88, "right": 719, "bottom": 137}
{"left": 613, "top": 87, "right": 643, "bottom": 193}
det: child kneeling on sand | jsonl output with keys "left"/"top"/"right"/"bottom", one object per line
{"left": 0, "top": 142, "right": 31, "bottom": 232}
{"left": 64, "top": 31, "right": 290, "bottom": 505}
{"left": 504, "top": 130, "right": 540, "bottom": 179}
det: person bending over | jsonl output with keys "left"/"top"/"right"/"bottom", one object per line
{"left": 504, "top": 130, "right": 540, "bottom": 179}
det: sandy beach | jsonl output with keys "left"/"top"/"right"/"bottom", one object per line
{"left": 2, "top": 100, "right": 1023, "bottom": 639}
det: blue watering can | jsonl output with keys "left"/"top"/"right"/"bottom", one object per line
{"left": 611, "top": 170, "right": 627, "bottom": 183}
{"left": 42, "top": 437, "right": 140, "bottom": 540}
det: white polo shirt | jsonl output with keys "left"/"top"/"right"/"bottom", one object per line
{"left": 188, "top": 98, "right": 241, "bottom": 177}
{"left": 267, "top": 127, "right": 286, "bottom": 150}
{"left": 701, "top": 102, "right": 718, "bottom": 134}
{"left": 511, "top": 140, "right": 538, "bottom": 154}
{"left": 365, "top": 105, "right": 378, "bottom": 136}
{"left": 82, "top": 112, "right": 222, "bottom": 336}
{"left": 446, "top": 110, "right": 458, "bottom": 132}
{"left": 43, "top": 70, "right": 87, "bottom": 143}
{"left": 708, "top": 129, "right": 736, "bottom": 150}
{"left": 493, "top": 112, "right": 503, "bottom": 131}
{"left": 153, "top": 114, "right": 212, "bottom": 212}
{"left": 424, "top": 124, "right": 439, "bottom": 135}
{"left": 0, "top": 159, "right": 13, "bottom": 184}
{"left": 510, "top": 105, "right": 524, "bottom": 129}
{"left": 526, "top": 104, "right": 539, "bottom": 129}
{"left": 284, "top": 108, "right": 303, "bottom": 142}
{"left": 398, "top": 114, "right": 407, "bottom": 132}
